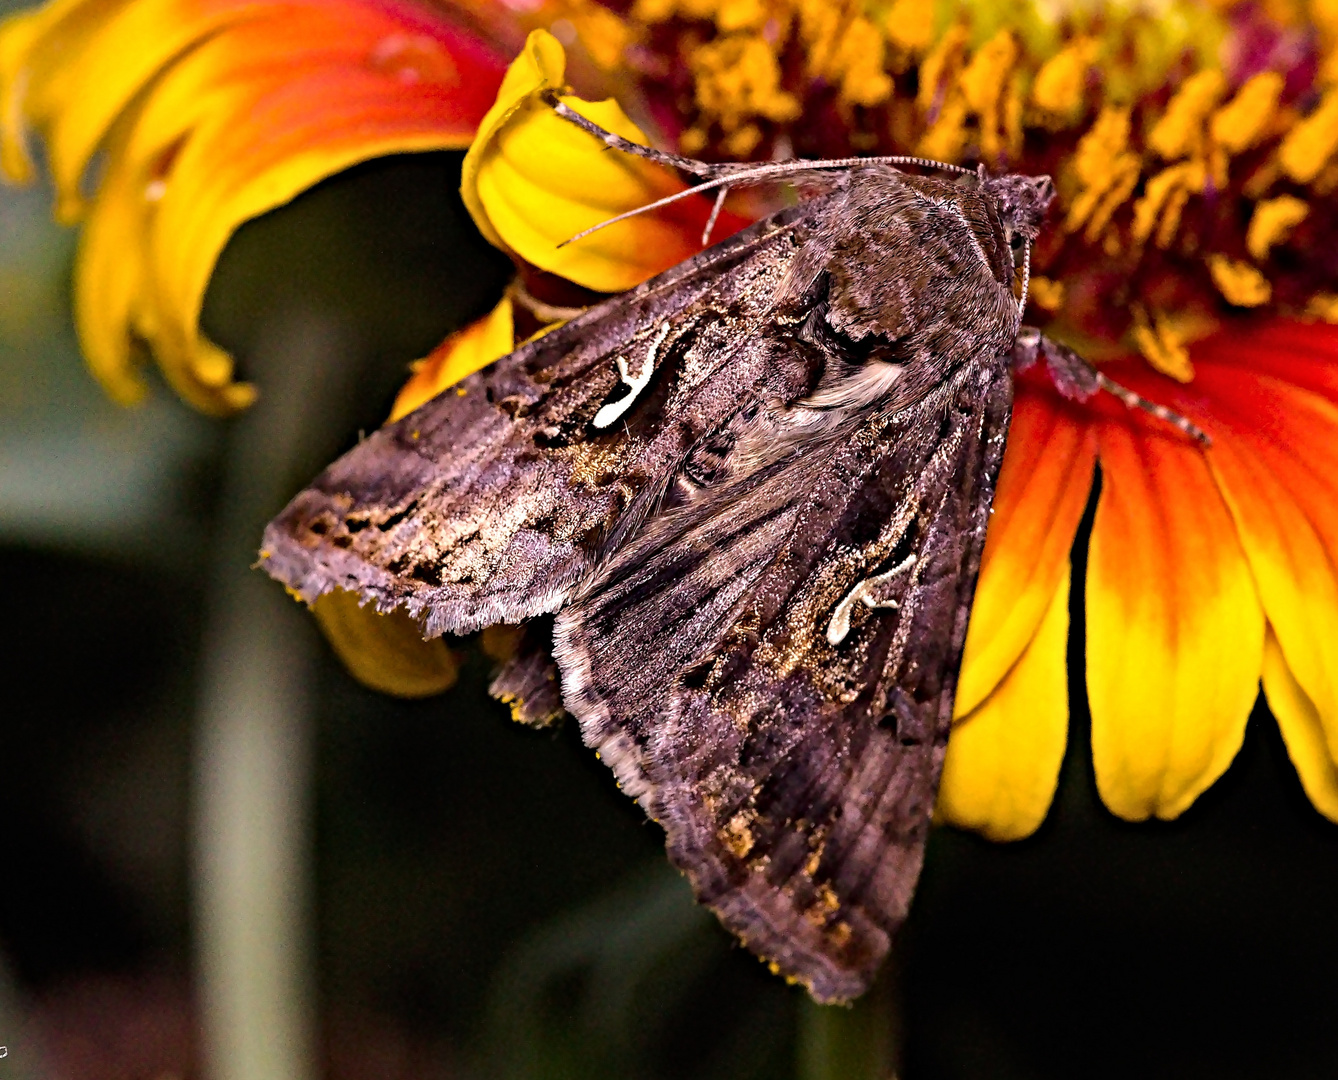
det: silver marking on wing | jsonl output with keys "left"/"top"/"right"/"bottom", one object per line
{"left": 826, "top": 554, "right": 918, "bottom": 646}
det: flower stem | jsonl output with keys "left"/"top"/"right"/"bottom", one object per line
{"left": 796, "top": 964, "right": 901, "bottom": 1080}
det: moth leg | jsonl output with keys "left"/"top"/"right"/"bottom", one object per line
{"left": 826, "top": 554, "right": 918, "bottom": 646}
{"left": 701, "top": 185, "right": 730, "bottom": 245}
{"left": 1012, "top": 327, "right": 1209, "bottom": 445}
{"left": 507, "top": 279, "right": 589, "bottom": 322}
{"left": 544, "top": 91, "right": 744, "bottom": 181}
{"left": 489, "top": 619, "right": 566, "bottom": 729}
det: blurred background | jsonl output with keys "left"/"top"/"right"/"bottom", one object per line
{"left": 6, "top": 35, "right": 1338, "bottom": 1080}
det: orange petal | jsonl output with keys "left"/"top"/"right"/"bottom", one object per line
{"left": 938, "top": 561, "right": 1071, "bottom": 841}
{"left": 955, "top": 367, "right": 1097, "bottom": 719}
{"left": 1083, "top": 359, "right": 1265, "bottom": 822}
{"left": 1262, "top": 625, "right": 1338, "bottom": 823}
{"left": 461, "top": 28, "right": 743, "bottom": 293}
{"left": 1, "top": 0, "right": 509, "bottom": 412}
{"left": 390, "top": 296, "right": 515, "bottom": 421}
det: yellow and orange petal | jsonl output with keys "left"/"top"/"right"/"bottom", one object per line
{"left": 1082, "top": 369, "right": 1264, "bottom": 822}
{"left": 937, "top": 374, "right": 1098, "bottom": 839}
{"left": 1191, "top": 323, "right": 1338, "bottom": 817}
{"left": 391, "top": 294, "right": 517, "bottom": 420}
{"left": 311, "top": 588, "right": 461, "bottom": 698}
{"left": 1027, "top": 324, "right": 1338, "bottom": 829}
{"left": 0, "top": 0, "right": 509, "bottom": 413}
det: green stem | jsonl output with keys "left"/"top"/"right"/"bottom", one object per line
{"left": 797, "top": 964, "right": 901, "bottom": 1080}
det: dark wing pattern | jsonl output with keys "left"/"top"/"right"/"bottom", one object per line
{"left": 554, "top": 355, "right": 1013, "bottom": 1002}
{"left": 261, "top": 200, "right": 837, "bottom": 636}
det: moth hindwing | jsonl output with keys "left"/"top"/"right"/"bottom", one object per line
{"left": 261, "top": 134, "right": 1059, "bottom": 1001}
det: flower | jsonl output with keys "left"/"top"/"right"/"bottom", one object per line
{"left": 0, "top": 0, "right": 511, "bottom": 413}
{"left": 450, "top": 7, "right": 1338, "bottom": 841}
{"left": 8, "top": 0, "right": 1338, "bottom": 841}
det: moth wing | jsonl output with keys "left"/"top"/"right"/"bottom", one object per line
{"left": 261, "top": 203, "right": 833, "bottom": 636}
{"left": 554, "top": 356, "right": 1013, "bottom": 1002}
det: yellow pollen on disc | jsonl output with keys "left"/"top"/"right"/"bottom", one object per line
{"left": 1305, "top": 293, "right": 1338, "bottom": 321}
{"left": 1027, "top": 276, "right": 1065, "bottom": 313}
{"left": 916, "top": 21, "right": 969, "bottom": 115}
{"left": 1148, "top": 68, "right": 1227, "bottom": 161}
{"left": 1278, "top": 88, "right": 1338, "bottom": 183}
{"left": 1031, "top": 37, "right": 1098, "bottom": 125}
{"left": 1131, "top": 308, "right": 1195, "bottom": 383}
{"left": 797, "top": 0, "right": 894, "bottom": 107}
{"left": 1131, "top": 161, "right": 1207, "bottom": 249}
{"left": 689, "top": 32, "right": 801, "bottom": 133}
{"left": 1210, "top": 71, "right": 1285, "bottom": 154}
{"left": 959, "top": 28, "right": 1019, "bottom": 162}
{"left": 918, "top": 96, "right": 970, "bottom": 161}
{"left": 569, "top": 4, "right": 633, "bottom": 68}
{"left": 1065, "top": 107, "right": 1141, "bottom": 242}
{"left": 1207, "top": 254, "right": 1274, "bottom": 307}
{"left": 1247, "top": 195, "right": 1311, "bottom": 259}
{"left": 716, "top": 0, "right": 769, "bottom": 32}
{"left": 882, "top": 0, "right": 936, "bottom": 56}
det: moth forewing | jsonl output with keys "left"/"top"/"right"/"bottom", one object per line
{"left": 262, "top": 120, "right": 1066, "bottom": 1000}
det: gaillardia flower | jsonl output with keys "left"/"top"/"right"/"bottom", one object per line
{"left": 0, "top": 0, "right": 511, "bottom": 412}
{"left": 6, "top": 0, "right": 1338, "bottom": 845}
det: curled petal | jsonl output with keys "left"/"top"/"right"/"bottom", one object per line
{"left": 938, "top": 564, "right": 1071, "bottom": 841}
{"left": 391, "top": 295, "right": 516, "bottom": 420}
{"left": 955, "top": 368, "right": 1097, "bottom": 719}
{"left": 461, "top": 28, "right": 741, "bottom": 293}
{"left": 1084, "top": 360, "right": 1265, "bottom": 822}
{"left": 1, "top": 0, "right": 509, "bottom": 412}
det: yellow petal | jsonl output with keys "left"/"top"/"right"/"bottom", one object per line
{"left": 1263, "top": 625, "right": 1338, "bottom": 823}
{"left": 938, "top": 565, "right": 1070, "bottom": 841}
{"left": 310, "top": 589, "right": 458, "bottom": 699}
{"left": 1087, "top": 418, "right": 1265, "bottom": 821}
{"left": 460, "top": 28, "right": 721, "bottom": 293}
{"left": 390, "top": 296, "right": 515, "bottom": 421}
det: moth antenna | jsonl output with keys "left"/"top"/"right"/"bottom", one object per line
{"left": 548, "top": 91, "right": 977, "bottom": 186}
{"left": 546, "top": 93, "right": 738, "bottom": 179}
{"left": 701, "top": 186, "right": 729, "bottom": 245}
{"left": 557, "top": 156, "right": 975, "bottom": 248}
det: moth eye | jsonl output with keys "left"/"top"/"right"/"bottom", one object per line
{"left": 1007, "top": 232, "right": 1026, "bottom": 269}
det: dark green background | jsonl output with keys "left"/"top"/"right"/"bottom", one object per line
{"left": 4, "top": 139, "right": 1338, "bottom": 1079}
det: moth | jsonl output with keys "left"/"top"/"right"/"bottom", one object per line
{"left": 261, "top": 103, "right": 1204, "bottom": 1003}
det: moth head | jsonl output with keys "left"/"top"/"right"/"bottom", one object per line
{"left": 981, "top": 171, "right": 1056, "bottom": 260}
